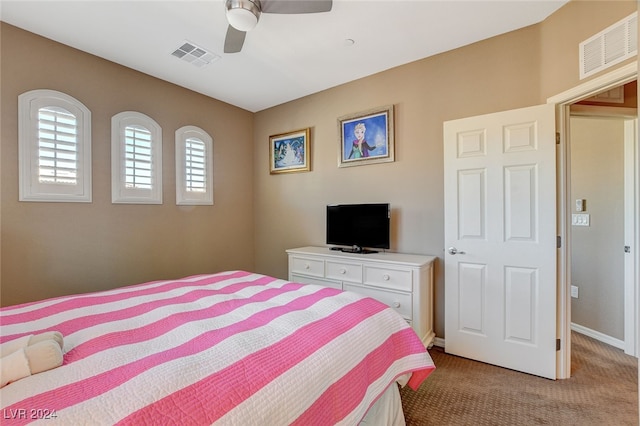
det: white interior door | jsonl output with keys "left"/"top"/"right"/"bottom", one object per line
{"left": 444, "top": 104, "right": 557, "bottom": 379}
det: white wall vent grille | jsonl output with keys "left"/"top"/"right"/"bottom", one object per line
{"left": 579, "top": 12, "right": 637, "bottom": 80}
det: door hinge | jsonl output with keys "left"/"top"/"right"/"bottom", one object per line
{"left": 556, "top": 132, "right": 561, "bottom": 145}
{"left": 556, "top": 338, "right": 561, "bottom": 351}
{"left": 557, "top": 236, "right": 561, "bottom": 248}
{"left": 624, "top": 245, "right": 631, "bottom": 253}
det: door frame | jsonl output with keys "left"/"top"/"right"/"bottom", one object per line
{"left": 624, "top": 117, "right": 638, "bottom": 357}
{"left": 548, "top": 62, "right": 638, "bottom": 379}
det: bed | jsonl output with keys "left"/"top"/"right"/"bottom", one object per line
{"left": 0, "top": 270, "right": 435, "bottom": 425}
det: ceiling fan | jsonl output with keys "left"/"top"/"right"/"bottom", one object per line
{"left": 224, "top": 0, "right": 333, "bottom": 53}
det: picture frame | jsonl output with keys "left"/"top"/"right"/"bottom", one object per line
{"left": 269, "top": 128, "right": 310, "bottom": 174}
{"left": 338, "top": 105, "right": 394, "bottom": 167}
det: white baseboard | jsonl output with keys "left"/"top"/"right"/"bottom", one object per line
{"left": 571, "top": 323, "right": 625, "bottom": 350}
{"left": 430, "top": 327, "right": 623, "bottom": 352}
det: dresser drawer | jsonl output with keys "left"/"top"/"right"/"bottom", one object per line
{"left": 326, "top": 260, "right": 362, "bottom": 283}
{"left": 290, "top": 256, "right": 325, "bottom": 278}
{"left": 344, "top": 284, "right": 412, "bottom": 319}
{"left": 290, "top": 274, "right": 342, "bottom": 290}
{"left": 363, "top": 266, "right": 412, "bottom": 292}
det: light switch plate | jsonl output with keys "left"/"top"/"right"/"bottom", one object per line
{"left": 572, "top": 213, "right": 590, "bottom": 226}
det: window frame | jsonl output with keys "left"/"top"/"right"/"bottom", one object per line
{"left": 111, "top": 111, "right": 163, "bottom": 204}
{"left": 18, "top": 89, "right": 92, "bottom": 202}
{"left": 175, "top": 125, "right": 214, "bottom": 205}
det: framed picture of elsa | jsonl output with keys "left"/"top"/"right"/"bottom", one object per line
{"left": 338, "top": 105, "right": 394, "bottom": 168}
{"left": 269, "top": 128, "right": 310, "bottom": 174}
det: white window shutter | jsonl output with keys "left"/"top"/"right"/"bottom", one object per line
{"left": 18, "top": 89, "right": 92, "bottom": 202}
{"left": 111, "top": 112, "right": 162, "bottom": 204}
{"left": 175, "top": 126, "right": 213, "bottom": 205}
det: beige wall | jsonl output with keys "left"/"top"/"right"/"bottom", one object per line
{"left": 253, "top": 0, "right": 638, "bottom": 338}
{"left": 0, "top": 23, "right": 255, "bottom": 306}
{"left": 2, "top": 1, "right": 638, "bottom": 340}
{"left": 570, "top": 116, "right": 625, "bottom": 340}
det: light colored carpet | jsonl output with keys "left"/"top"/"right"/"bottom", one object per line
{"left": 401, "top": 332, "right": 638, "bottom": 425}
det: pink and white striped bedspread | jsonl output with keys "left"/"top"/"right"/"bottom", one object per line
{"left": 0, "top": 271, "right": 435, "bottom": 425}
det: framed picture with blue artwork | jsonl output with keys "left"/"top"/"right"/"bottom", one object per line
{"left": 269, "top": 128, "right": 310, "bottom": 174}
{"left": 338, "top": 105, "right": 394, "bottom": 167}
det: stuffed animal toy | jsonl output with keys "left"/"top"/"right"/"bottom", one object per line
{"left": 0, "top": 331, "right": 64, "bottom": 388}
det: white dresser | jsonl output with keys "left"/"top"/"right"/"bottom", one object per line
{"left": 286, "top": 246, "right": 436, "bottom": 347}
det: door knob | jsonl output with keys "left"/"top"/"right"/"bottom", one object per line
{"left": 448, "top": 247, "right": 465, "bottom": 255}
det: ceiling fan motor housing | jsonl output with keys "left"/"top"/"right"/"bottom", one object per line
{"left": 223, "top": 0, "right": 332, "bottom": 53}
{"left": 225, "top": 0, "right": 261, "bottom": 32}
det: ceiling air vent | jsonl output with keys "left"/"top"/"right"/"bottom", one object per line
{"left": 171, "top": 41, "right": 220, "bottom": 68}
{"left": 579, "top": 12, "right": 637, "bottom": 80}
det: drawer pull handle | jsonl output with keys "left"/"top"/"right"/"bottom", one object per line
{"left": 304, "top": 263, "right": 310, "bottom": 270}
{"left": 382, "top": 274, "right": 390, "bottom": 281}
{"left": 339, "top": 268, "right": 346, "bottom": 274}
{"left": 393, "top": 302, "right": 401, "bottom": 308}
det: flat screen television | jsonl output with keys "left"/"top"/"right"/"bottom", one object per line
{"left": 326, "top": 203, "right": 390, "bottom": 253}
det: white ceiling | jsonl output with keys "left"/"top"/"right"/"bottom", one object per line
{"left": 0, "top": 0, "right": 568, "bottom": 112}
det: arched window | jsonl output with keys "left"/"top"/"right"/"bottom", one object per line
{"left": 19, "top": 89, "right": 91, "bottom": 202}
{"left": 175, "top": 126, "right": 213, "bottom": 205}
{"left": 111, "top": 112, "right": 162, "bottom": 204}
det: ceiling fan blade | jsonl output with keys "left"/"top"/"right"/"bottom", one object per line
{"left": 261, "top": 0, "right": 332, "bottom": 14}
{"left": 224, "top": 25, "right": 247, "bottom": 53}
